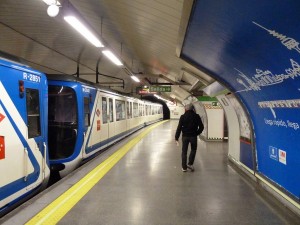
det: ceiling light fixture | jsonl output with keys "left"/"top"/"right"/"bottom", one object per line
{"left": 131, "top": 75, "right": 140, "bottom": 83}
{"left": 43, "top": 0, "right": 61, "bottom": 17}
{"left": 47, "top": 4, "right": 60, "bottom": 17}
{"left": 102, "top": 50, "right": 123, "bottom": 66}
{"left": 64, "top": 16, "right": 104, "bottom": 47}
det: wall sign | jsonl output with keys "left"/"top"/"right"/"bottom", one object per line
{"left": 269, "top": 146, "right": 278, "bottom": 161}
{"left": 149, "top": 86, "right": 171, "bottom": 92}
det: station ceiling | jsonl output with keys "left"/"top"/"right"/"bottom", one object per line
{"left": 0, "top": 0, "right": 215, "bottom": 103}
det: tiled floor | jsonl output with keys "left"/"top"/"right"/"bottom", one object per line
{"left": 2, "top": 120, "right": 300, "bottom": 225}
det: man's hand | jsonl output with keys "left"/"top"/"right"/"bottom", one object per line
{"left": 175, "top": 140, "right": 179, "bottom": 146}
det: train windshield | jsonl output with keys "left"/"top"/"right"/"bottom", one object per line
{"left": 48, "top": 85, "right": 78, "bottom": 159}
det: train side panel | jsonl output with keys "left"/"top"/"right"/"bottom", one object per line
{"left": 0, "top": 60, "right": 49, "bottom": 214}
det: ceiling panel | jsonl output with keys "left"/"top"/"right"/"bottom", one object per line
{"left": 0, "top": 0, "right": 214, "bottom": 100}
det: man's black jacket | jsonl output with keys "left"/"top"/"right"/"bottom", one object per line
{"left": 175, "top": 110, "right": 204, "bottom": 140}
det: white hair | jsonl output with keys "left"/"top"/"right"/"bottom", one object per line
{"left": 184, "top": 103, "right": 194, "bottom": 110}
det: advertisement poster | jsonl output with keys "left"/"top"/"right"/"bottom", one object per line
{"left": 181, "top": 0, "right": 300, "bottom": 199}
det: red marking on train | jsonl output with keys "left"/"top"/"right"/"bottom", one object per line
{"left": 97, "top": 120, "right": 101, "bottom": 131}
{"left": 0, "top": 136, "right": 5, "bottom": 160}
{"left": 0, "top": 113, "right": 5, "bottom": 123}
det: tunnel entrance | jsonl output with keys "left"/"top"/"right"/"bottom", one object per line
{"left": 141, "top": 95, "right": 170, "bottom": 120}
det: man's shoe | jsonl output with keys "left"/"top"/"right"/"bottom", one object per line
{"left": 187, "top": 165, "right": 194, "bottom": 171}
{"left": 182, "top": 168, "right": 187, "bottom": 172}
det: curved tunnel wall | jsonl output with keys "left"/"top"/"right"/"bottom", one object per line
{"left": 216, "top": 94, "right": 241, "bottom": 163}
{"left": 180, "top": 0, "right": 300, "bottom": 201}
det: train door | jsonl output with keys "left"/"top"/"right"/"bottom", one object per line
{"left": 25, "top": 81, "right": 47, "bottom": 183}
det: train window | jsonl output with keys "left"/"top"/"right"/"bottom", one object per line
{"left": 140, "top": 105, "right": 142, "bottom": 116}
{"left": 48, "top": 86, "right": 77, "bottom": 124}
{"left": 142, "top": 104, "right": 144, "bottom": 116}
{"left": 84, "top": 97, "right": 90, "bottom": 127}
{"left": 115, "top": 100, "right": 125, "bottom": 121}
{"left": 102, "top": 97, "right": 107, "bottom": 124}
{"left": 109, "top": 98, "right": 114, "bottom": 122}
{"left": 26, "top": 88, "right": 41, "bottom": 138}
{"left": 127, "top": 101, "right": 131, "bottom": 119}
{"left": 133, "top": 103, "right": 138, "bottom": 117}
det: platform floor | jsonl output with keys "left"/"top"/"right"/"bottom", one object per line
{"left": 1, "top": 120, "right": 300, "bottom": 225}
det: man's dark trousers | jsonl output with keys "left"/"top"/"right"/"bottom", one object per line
{"left": 181, "top": 136, "right": 197, "bottom": 170}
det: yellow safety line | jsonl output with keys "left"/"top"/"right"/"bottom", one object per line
{"left": 26, "top": 120, "right": 168, "bottom": 225}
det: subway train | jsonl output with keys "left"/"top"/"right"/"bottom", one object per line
{"left": 47, "top": 74, "right": 163, "bottom": 178}
{"left": 0, "top": 57, "right": 163, "bottom": 216}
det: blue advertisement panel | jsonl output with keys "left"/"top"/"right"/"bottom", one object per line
{"left": 181, "top": 0, "right": 300, "bottom": 200}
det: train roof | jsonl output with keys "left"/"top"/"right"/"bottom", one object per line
{"left": 47, "top": 74, "right": 125, "bottom": 94}
{"left": 47, "top": 74, "right": 162, "bottom": 106}
{"left": 0, "top": 51, "right": 27, "bottom": 66}
{"left": 0, "top": 52, "right": 44, "bottom": 76}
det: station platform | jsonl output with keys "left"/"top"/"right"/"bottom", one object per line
{"left": 1, "top": 120, "right": 299, "bottom": 225}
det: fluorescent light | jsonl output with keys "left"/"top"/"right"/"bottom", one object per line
{"left": 154, "top": 94, "right": 172, "bottom": 103}
{"left": 43, "top": 0, "right": 55, "bottom": 5}
{"left": 64, "top": 16, "right": 104, "bottom": 47}
{"left": 102, "top": 50, "right": 123, "bottom": 66}
{"left": 131, "top": 75, "right": 140, "bottom": 82}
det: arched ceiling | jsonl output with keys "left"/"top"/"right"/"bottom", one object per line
{"left": 0, "top": 0, "right": 214, "bottom": 103}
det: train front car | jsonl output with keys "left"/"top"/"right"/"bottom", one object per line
{"left": 47, "top": 76, "right": 89, "bottom": 178}
{"left": 0, "top": 58, "right": 50, "bottom": 216}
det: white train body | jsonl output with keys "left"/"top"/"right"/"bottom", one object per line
{"left": 0, "top": 58, "right": 50, "bottom": 215}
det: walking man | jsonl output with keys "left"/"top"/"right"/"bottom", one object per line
{"left": 175, "top": 104, "right": 204, "bottom": 172}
